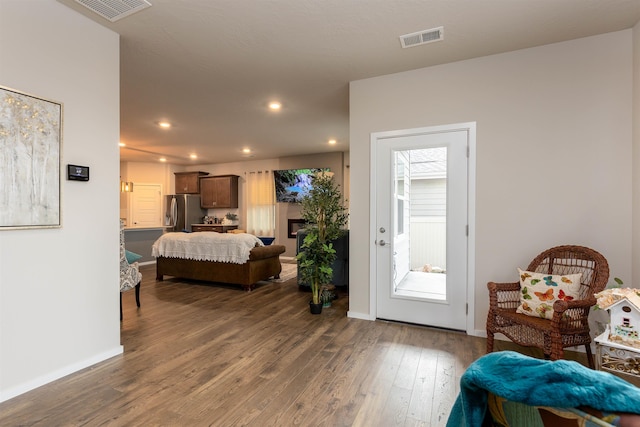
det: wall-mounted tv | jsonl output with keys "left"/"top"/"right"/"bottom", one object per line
{"left": 273, "top": 168, "right": 329, "bottom": 203}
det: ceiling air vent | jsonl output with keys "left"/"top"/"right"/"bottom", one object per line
{"left": 74, "top": 0, "right": 152, "bottom": 22}
{"left": 400, "top": 26, "right": 444, "bottom": 48}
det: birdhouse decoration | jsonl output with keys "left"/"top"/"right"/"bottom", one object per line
{"left": 595, "top": 288, "right": 640, "bottom": 349}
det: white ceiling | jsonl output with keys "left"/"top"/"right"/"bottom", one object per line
{"left": 56, "top": 0, "right": 640, "bottom": 165}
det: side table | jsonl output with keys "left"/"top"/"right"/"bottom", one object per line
{"left": 595, "top": 326, "right": 640, "bottom": 387}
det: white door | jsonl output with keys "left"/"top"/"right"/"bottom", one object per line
{"left": 130, "top": 183, "right": 163, "bottom": 227}
{"left": 372, "top": 124, "right": 473, "bottom": 330}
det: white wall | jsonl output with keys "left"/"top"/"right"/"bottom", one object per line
{"left": 0, "top": 1, "right": 121, "bottom": 401}
{"left": 633, "top": 23, "right": 640, "bottom": 285}
{"left": 350, "top": 30, "right": 633, "bottom": 332}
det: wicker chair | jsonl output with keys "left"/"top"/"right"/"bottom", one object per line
{"left": 486, "top": 245, "right": 609, "bottom": 368}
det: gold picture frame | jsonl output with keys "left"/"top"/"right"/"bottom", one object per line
{"left": 0, "top": 85, "right": 62, "bottom": 229}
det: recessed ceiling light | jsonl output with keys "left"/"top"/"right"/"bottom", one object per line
{"left": 328, "top": 139, "right": 337, "bottom": 145}
{"left": 268, "top": 102, "right": 281, "bottom": 111}
{"left": 158, "top": 121, "right": 171, "bottom": 129}
{"left": 119, "top": 142, "right": 125, "bottom": 147}
{"left": 190, "top": 154, "right": 198, "bottom": 159}
{"left": 159, "top": 157, "right": 167, "bottom": 162}
{"left": 242, "top": 148, "right": 251, "bottom": 153}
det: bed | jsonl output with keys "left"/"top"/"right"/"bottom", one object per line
{"left": 152, "top": 232, "right": 286, "bottom": 291}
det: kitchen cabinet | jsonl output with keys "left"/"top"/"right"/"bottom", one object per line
{"left": 124, "top": 226, "right": 170, "bottom": 262}
{"left": 200, "top": 175, "right": 239, "bottom": 208}
{"left": 174, "top": 171, "right": 209, "bottom": 194}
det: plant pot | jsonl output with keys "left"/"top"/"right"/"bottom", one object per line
{"left": 321, "top": 288, "right": 333, "bottom": 307}
{"left": 309, "top": 301, "right": 323, "bottom": 314}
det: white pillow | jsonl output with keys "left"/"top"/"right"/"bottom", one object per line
{"left": 516, "top": 268, "right": 582, "bottom": 320}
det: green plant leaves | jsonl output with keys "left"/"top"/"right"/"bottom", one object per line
{"left": 295, "top": 173, "right": 348, "bottom": 304}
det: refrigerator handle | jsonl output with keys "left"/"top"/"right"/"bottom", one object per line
{"left": 170, "top": 197, "right": 177, "bottom": 228}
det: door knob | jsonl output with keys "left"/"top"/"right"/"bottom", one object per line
{"left": 379, "top": 240, "right": 386, "bottom": 246}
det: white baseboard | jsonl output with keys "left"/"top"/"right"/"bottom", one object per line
{"left": 139, "top": 260, "right": 156, "bottom": 266}
{"left": 0, "top": 346, "right": 124, "bottom": 403}
{"left": 347, "top": 311, "right": 375, "bottom": 320}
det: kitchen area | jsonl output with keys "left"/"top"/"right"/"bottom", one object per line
{"left": 120, "top": 169, "right": 241, "bottom": 263}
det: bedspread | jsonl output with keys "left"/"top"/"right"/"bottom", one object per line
{"left": 151, "top": 232, "right": 263, "bottom": 264}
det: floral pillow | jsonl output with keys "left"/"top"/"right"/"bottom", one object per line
{"left": 516, "top": 268, "right": 582, "bottom": 319}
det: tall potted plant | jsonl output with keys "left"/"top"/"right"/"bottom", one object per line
{"left": 296, "top": 172, "right": 348, "bottom": 314}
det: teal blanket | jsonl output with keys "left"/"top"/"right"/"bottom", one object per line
{"left": 446, "top": 351, "right": 640, "bottom": 427}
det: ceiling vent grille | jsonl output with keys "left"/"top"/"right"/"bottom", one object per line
{"left": 400, "top": 26, "right": 444, "bottom": 48}
{"left": 74, "top": 0, "right": 152, "bottom": 22}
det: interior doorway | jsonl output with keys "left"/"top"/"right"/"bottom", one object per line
{"left": 129, "top": 183, "right": 163, "bottom": 227}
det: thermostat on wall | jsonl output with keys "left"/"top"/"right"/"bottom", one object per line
{"left": 67, "top": 164, "right": 89, "bottom": 181}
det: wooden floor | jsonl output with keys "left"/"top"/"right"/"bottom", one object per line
{"left": 0, "top": 263, "right": 587, "bottom": 427}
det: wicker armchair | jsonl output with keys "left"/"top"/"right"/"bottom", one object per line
{"left": 486, "top": 245, "right": 609, "bottom": 368}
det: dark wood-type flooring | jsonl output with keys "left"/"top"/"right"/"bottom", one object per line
{"left": 0, "top": 263, "right": 587, "bottom": 426}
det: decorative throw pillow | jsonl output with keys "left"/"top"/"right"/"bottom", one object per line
{"left": 516, "top": 268, "right": 582, "bottom": 319}
{"left": 258, "top": 237, "right": 275, "bottom": 245}
{"left": 125, "top": 249, "right": 143, "bottom": 264}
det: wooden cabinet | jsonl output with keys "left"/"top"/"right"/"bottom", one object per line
{"left": 191, "top": 224, "right": 239, "bottom": 233}
{"left": 200, "top": 175, "right": 239, "bottom": 208}
{"left": 174, "top": 171, "right": 209, "bottom": 194}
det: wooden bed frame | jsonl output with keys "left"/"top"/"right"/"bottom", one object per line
{"left": 156, "top": 244, "right": 286, "bottom": 291}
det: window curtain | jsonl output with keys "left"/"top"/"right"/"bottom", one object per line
{"left": 245, "top": 171, "right": 275, "bottom": 236}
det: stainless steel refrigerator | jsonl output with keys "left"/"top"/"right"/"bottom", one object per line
{"left": 164, "top": 194, "right": 206, "bottom": 232}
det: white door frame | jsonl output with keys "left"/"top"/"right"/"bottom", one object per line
{"left": 369, "top": 122, "right": 476, "bottom": 334}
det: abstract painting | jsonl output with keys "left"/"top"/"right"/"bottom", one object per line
{"left": 0, "top": 85, "right": 62, "bottom": 229}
